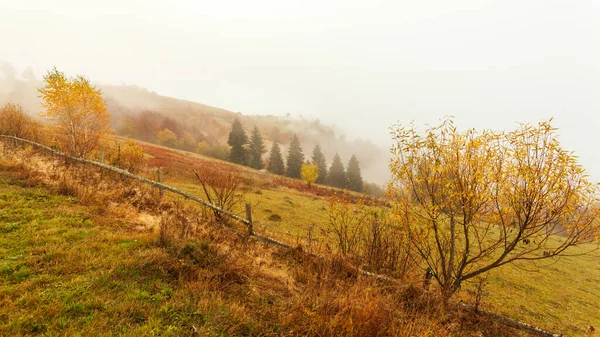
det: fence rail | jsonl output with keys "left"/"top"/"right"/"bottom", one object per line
{"left": 0, "top": 134, "right": 564, "bottom": 337}
{"left": 0, "top": 135, "right": 251, "bottom": 225}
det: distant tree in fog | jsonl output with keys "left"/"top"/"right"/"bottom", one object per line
{"left": 157, "top": 128, "right": 178, "bottom": 148}
{"left": 346, "top": 155, "right": 363, "bottom": 192}
{"left": 267, "top": 141, "right": 285, "bottom": 175}
{"left": 286, "top": 134, "right": 304, "bottom": 178}
{"left": 248, "top": 126, "right": 266, "bottom": 169}
{"left": 328, "top": 153, "right": 346, "bottom": 189}
{"left": 227, "top": 118, "right": 248, "bottom": 165}
{"left": 312, "top": 144, "right": 328, "bottom": 184}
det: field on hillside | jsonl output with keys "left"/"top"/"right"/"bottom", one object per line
{"left": 138, "top": 141, "right": 380, "bottom": 240}
{"left": 138, "top": 141, "right": 600, "bottom": 336}
{"left": 0, "top": 146, "right": 523, "bottom": 337}
{"left": 0, "top": 138, "right": 598, "bottom": 336}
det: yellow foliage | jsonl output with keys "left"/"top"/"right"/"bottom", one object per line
{"left": 388, "top": 118, "right": 600, "bottom": 299}
{"left": 157, "top": 128, "right": 178, "bottom": 148}
{"left": 120, "top": 139, "right": 145, "bottom": 173}
{"left": 301, "top": 163, "right": 319, "bottom": 188}
{"left": 38, "top": 68, "right": 110, "bottom": 158}
{"left": 196, "top": 140, "right": 209, "bottom": 154}
{"left": 0, "top": 102, "right": 38, "bottom": 139}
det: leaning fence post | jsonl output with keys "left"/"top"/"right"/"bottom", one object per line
{"left": 245, "top": 203, "right": 253, "bottom": 235}
{"left": 157, "top": 167, "right": 163, "bottom": 197}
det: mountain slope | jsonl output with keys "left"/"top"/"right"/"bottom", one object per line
{"left": 0, "top": 75, "right": 390, "bottom": 184}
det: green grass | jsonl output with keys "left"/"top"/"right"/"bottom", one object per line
{"left": 245, "top": 188, "right": 330, "bottom": 239}
{"left": 0, "top": 165, "right": 275, "bottom": 336}
{"left": 476, "top": 245, "right": 600, "bottom": 335}
{"left": 172, "top": 181, "right": 331, "bottom": 242}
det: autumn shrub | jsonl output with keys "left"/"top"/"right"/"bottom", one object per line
{"left": 0, "top": 102, "right": 41, "bottom": 147}
{"left": 96, "top": 138, "right": 146, "bottom": 173}
{"left": 159, "top": 201, "right": 195, "bottom": 244}
{"left": 196, "top": 140, "right": 230, "bottom": 160}
{"left": 193, "top": 165, "right": 246, "bottom": 222}
{"left": 327, "top": 195, "right": 412, "bottom": 279}
{"left": 118, "top": 139, "right": 145, "bottom": 173}
{"left": 362, "top": 211, "right": 412, "bottom": 278}
{"left": 327, "top": 195, "right": 369, "bottom": 258}
{"left": 364, "top": 182, "right": 385, "bottom": 197}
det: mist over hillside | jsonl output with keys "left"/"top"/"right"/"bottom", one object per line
{"left": 0, "top": 62, "right": 390, "bottom": 184}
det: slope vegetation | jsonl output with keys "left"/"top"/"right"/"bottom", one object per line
{"left": 0, "top": 144, "right": 515, "bottom": 337}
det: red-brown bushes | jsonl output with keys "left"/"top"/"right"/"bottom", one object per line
{"left": 193, "top": 165, "right": 247, "bottom": 222}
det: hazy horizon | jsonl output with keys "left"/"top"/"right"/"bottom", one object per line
{"left": 2, "top": 0, "right": 600, "bottom": 181}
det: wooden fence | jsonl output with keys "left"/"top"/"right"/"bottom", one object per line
{"left": 0, "top": 134, "right": 564, "bottom": 337}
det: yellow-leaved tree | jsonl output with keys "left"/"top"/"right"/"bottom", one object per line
{"left": 38, "top": 68, "right": 110, "bottom": 158}
{"left": 388, "top": 118, "right": 600, "bottom": 301}
{"left": 301, "top": 162, "right": 319, "bottom": 188}
{"left": 157, "top": 128, "right": 179, "bottom": 148}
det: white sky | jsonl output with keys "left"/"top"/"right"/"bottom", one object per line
{"left": 1, "top": 0, "right": 600, "bottom": 180}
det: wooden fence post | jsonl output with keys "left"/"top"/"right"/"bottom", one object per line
{"left": 157, "top": 167, "right": 163, "bottom": 197}
{"left": 99, "top": 151, "right": 105, "bottom": 177}
{"left": 246, "top": 203, "right": 253, "bottom": 235}
{"left": 117, "top": 143, "right": 121, "bottom": 168}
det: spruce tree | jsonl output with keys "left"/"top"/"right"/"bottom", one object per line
{"left": 227, "top": 118, "right": 248, "bottom": 165}
{"left": 312, "top": 144, "right": 327, "bottom": 184}
{"left": 267, "top": 142, "right": 285, "bottom": 175}
{"left": 286, "top": 134, "right": 304, "bottom": 178}
{"left": 248, "top": 126, "right": 266, "bottom": 169}
{"left": 328, "top": 153, "right": 346, "bottom": 188}
{"left": 346, "top": 155, "right": 364, "bottom": 192}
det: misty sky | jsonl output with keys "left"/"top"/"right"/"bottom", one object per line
{"left": 1, "top": 0, "right": 600, "bottom": 180}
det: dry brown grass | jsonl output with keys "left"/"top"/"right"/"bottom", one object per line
{"left": 0, "top": 141, "right": 529, "bottom": 337}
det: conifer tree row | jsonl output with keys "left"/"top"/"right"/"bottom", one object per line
{"left": 225, "top": 122, "right": 365, "bottom": 192}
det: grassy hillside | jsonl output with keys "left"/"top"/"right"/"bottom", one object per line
{"left": 0, "top": 146, "right": 519, "bottom": 337}
{"left": 139, "top": 141, "right": 600, "bottom": 336}
{"left": 482, "top": 247, "right": 600, "bottom": 335}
